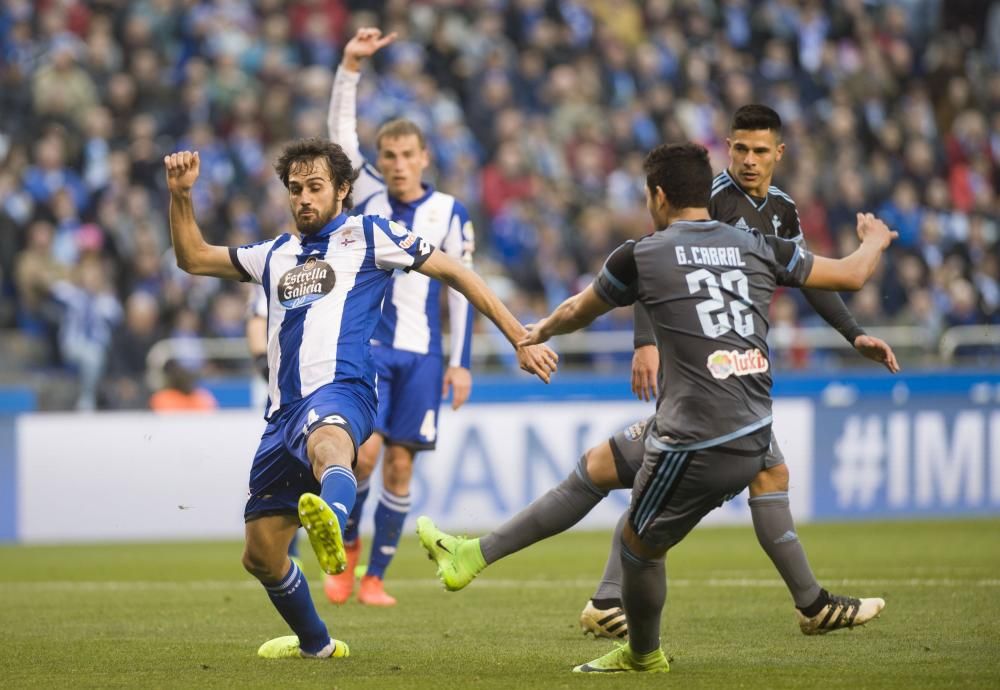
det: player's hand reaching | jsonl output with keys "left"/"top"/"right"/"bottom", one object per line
{"left": 855, "top": 212, "right": 897, "bottom": 250}
{"left": 442, "top": 366, "right": 472, "bottom": 410}
{"left": 515, "top": 341, "right": 559, "bottom": 384}
{"left": 164, "top": 151, "right": 200, "bottom": 194}
{"left": 343, "top": 27, "right": 398, "bottom": 71}
{"left": 631, "top": 344, "right": 659, "bottom": 402}
{"left": 853, "top": 334, "right": 901, "bottom": 373}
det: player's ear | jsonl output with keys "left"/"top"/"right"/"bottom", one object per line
{"left": 337, "top": 181, "right": 350, "bottom": 201}
{"left": 775, "top": 141, "right": 785, "bottom": 162}
{"left": 654, "top": 185, "right": 667, "bottom": 207}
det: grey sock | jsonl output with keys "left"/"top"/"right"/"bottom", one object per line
{"left": 621, "top": 541, "right": 666, "bottom": 655}
{"left": 480, "top": 455, "right": 607, "bottom": 564}
{"left": 748, "top": 491, "right": 821, "bottom": 608}
{"left": 592, "top": 510, "right": 627, "bottom": 601}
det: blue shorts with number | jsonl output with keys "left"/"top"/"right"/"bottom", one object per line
{"left": 373, "top": 343, "right": 443, "bottom": 450}
{"left": 244, "top": 382, "right": 376, "bottom": 521}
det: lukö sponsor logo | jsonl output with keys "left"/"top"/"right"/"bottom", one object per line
{"left": 706, "top": 348, "right": 769, "bottom": 380}
{"left": 278, "top": 258, "right": 336, "bottom": 309}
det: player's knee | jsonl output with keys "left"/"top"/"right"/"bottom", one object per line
{"left": 584, "top": 443, "right": 621, "bottom": 490}
{"left": 749, "top": 462, "right": 789, "bottom": 495}
{"left": 354, "top": 440, "right": 380, "bottom": 480}
{"left": 241, "top": 546, "right": 282, "bottom": 582}
{"left": 383, "top": 446, "right": 414, "bottom": 492}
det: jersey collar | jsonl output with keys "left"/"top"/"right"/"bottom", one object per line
{"left": 389, "top": 183, "right": 435, "bottom": 213}
{"left": 724, "top": 168, "right": 769, "bottom": 212}
{"left": 300, "top": 213, "right": 349, "bottom": 245}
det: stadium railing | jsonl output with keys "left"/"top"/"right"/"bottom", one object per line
{"left": 145, "top": 324, "right": 997, "bottom": 386}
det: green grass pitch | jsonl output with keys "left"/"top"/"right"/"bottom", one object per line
{"left": 2, "top": 519, "right": 998, "bottom": 689}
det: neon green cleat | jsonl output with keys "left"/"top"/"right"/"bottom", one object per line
{"left": 298, "top": 493, "right": 347, "bottom": 575}
{"left": 415, "top": 516, "right": 486, "bottom": 591}
{"left": 573, "top": 644, "right": 669, "bottom": 673}
{"left": 257, "top": 635, "right": 350, "bottom": 659}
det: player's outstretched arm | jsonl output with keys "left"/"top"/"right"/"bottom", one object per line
{"left": 341, "top": 27, "right": 397, "bottom": 73}
{"left": 805, "top": 213, "right": 896, "bottom": 292}
{"left": 165, "top": 151, "right": 243, "bottom": 280}
{"left": 328, "top": 27, "right": 397, "bottom": 169}
{"left": 415, "top": 250, "right": 558, "bottom": 383}
{"left": 519, "top": 285, "right": 614, "bottom": 346}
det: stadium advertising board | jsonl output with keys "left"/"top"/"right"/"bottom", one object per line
{"left": 813, "top": 398, "right": 1000, "bottom": 519}
{"left": 9, "top": 400, "right": 813, "bottom": 542}
{"left": 6, "top": 386, "right": 998, "bottom": 542}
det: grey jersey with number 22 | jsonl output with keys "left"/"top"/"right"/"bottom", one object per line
{"left": 594, "top": 220, "right": 814, "bottom": 449}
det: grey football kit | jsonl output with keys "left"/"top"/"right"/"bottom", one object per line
{"left": 593, "top": 219, "right": 812, "bottom": 547}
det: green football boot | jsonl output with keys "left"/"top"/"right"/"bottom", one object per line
{"left": 298, "top": 493, "right": 347, "bottom": 575}
{"left": 415, "top": 516, "right": 486, "bottom": 591}
{"left": 573, "top": 644, "right": 669, "bottom": 673}
{"left": 257, "top": 635, "right": 350, "bottom": 659}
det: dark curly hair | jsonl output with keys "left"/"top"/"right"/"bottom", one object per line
{"left": 643, "top": 143, "right": 712, "bottom": 209}
{"left": 274, "top": 137, "right": 359, "bottom": 210}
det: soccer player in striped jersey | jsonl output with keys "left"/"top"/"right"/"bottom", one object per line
{"left": 583, "top": 105, "right": 899, "bottom": 636}
{"left": 323, "top": 27, "right": 477, "bottom": 607}
{"left": 165, "top": 138, "right": 557, "bottom": 660}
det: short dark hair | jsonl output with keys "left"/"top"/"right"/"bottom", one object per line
{"left": 731, "top": 104, "right": 782, "bottom": 135}
{"left": 376, "top": 119, "right": 427, "bottom": 150}
{"left": 274, "top": 137, "right": 359, "bottom": 209}
{"left": 643, "top": 143, "right": 712, "bottom": 209}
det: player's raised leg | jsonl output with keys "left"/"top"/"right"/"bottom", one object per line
{"left": 749, "top": 458, "right": 885, "bottom": 633}
{"left": 325, "top": 434, "right": 379, "bottom": 604}
{"left": 418, "top": 443, "right": 623, "bottom": 591}
{"left": 300, "top": 424, "right": 359, "bottom": 576}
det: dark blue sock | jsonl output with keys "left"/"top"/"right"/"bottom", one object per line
{"left": 344, "top": 477, "right": 370, "bottom": 545}
{"left": 366, "top": 491, "right": 411, "bottom": 579}
{"left": 320, "top": 465, "right": 357, "bottom": 537}
{"left": 264, "top": 561, "right": 329, "bottom": 654}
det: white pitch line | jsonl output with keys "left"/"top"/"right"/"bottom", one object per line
{"left": 1, "top": 577, "right": 998, "bottom": 593}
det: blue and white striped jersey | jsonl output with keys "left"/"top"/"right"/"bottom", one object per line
{"left": 329, "top": 66, "right": 475, "bottom": 369}
{"left": 230, "top": 213, "right": 433, "bottom": 419}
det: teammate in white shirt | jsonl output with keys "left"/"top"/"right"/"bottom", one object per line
{"left": 165, "top": 138, "right": 557, "bottom": 660}
{"left": 323, "top": 27, "right": 477, "bottom": 606}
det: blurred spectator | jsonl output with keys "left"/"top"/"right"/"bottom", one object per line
{"left": 103, "top": 290, "right": 162, "bottom": 409}
{"left": 149, "top": 358, "right": 218, "bottom": 413}
{"left": 0, "top": 0, "right": 996, "bottom": 409}
{"left": 49, "top": 255, "right": 122, "bottom": 410}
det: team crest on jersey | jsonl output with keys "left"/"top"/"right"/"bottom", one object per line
{"left": 623, "top": 419, "right": 648, "bottom": 441}
{"left": 772, "top": 215, "right": 782, "bottom": 232}
{"left": 706, "top": 348, "right": 770, "bottom": 380}
{"left": 278, "top": 257, "right": 336, "bottom": 309}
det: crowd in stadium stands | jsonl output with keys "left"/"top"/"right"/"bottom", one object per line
{"left": 0, "top": 0, "right": 997, "bottom": 409}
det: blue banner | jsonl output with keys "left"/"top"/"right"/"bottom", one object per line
{"left": 812, "top": 397, "right": 1000, "bottom": 519}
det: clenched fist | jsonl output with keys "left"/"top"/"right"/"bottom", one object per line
{"left": 164, "top": 151, "right": 201, "bottom": 194}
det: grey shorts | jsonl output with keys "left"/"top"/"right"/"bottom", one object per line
{"left": 629, "top": 425, "right": 773, "bottom": 549}
{"left": 609, "top": 415, "right": 784, "bottom": 488}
